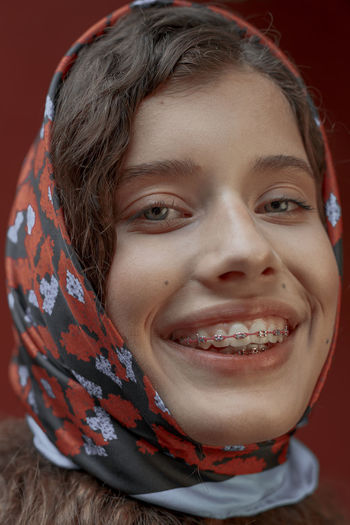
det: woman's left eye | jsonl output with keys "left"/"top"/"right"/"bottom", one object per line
{"left": 260, "top": 198, "right": 313, "bottom": 214}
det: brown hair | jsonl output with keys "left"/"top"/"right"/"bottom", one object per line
{"left": 51, "top": 4, "right": 325, "bottom": 304}
{"left": 0, "top": 419, "right": 348, "bottom": 525}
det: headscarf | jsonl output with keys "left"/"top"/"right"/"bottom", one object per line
{"left": 5, "top": 0, "right": 342, "bottom": 519}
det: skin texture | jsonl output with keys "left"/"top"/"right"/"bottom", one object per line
{"left": 106, "top": 70, "right": 339, "bottom": 446}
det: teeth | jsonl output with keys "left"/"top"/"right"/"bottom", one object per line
{"left": 211, "top": 331, "right": 226, "bottom": 349}
{"left": 221, "top": 343, "right": 270, "bottom": 355}
{"left": 224, "top": 323, "right": 248, "bottom": 347}
{"left": 195, "top": 333, "right": 211, "bottom": 350}
{"left": 251, "top": 319, "right": 269, "bottom": 344}
{"left": 173, "top": 317, "right": 289, "bottom": 350}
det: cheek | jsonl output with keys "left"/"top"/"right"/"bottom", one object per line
{"left": 312, "top": 234, "right": 340, "bottom": 353}
{"left": 272, "top": 224, "right": 339, "bottom": 368}
{"left": 288, "top": 229, "right": 339, "bottom": 380}
{"left": 298, "top": 232, "right": 338, "bottom": 317}
{"left": 275, "top": 224, "right": 338, "bottom": 312}
{"left": 105, "top": 236, "right": 185, "bottom": 332}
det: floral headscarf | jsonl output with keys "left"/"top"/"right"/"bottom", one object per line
{"left": 5, "top": 1, "right": 342, "bottom": 518}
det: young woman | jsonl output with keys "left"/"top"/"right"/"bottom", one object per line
{"left": 1, "top": 1, "right": 346, "bottom": 523}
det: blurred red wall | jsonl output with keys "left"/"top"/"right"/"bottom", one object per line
{"left": 1, "top": 0, "right": 349, "bottom": 514}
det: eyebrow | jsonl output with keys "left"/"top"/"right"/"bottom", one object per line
{"left": 252, "top": 154, "right": 314, "bottom": 179}
{"left": 117, "top": 159, "right": 201, "bottom": 187}
{"left": 117, "top": 154, "right": 314, "bottom": 187}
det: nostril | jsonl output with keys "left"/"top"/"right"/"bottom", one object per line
{"left": 262, "top": 267, "right": 274, "bottom": 276}
{"left": 220, "top": 271, "right": 246, "bottom": 281}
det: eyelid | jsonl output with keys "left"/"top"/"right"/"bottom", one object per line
{"left": 127, "top": 198, "right": 184, "bottom": 223}
{"left": 123, "top": 192, "right": 314, "bottom": 226}
{"left": 256, "top": 195, "right": 314, "bottom": 214}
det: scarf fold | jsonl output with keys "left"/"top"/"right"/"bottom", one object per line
{"left": 27, "top": 414, "right": 318, "bottom": 519}
{"left": 6, "top": 0, "right": 342, "bottom": 518}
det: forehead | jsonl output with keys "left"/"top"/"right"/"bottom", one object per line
{"left": 125, "top": 70, "right": 307, "bottom": 169}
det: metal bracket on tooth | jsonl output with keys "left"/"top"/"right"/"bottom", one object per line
{"left": 234, "top": 332, "right": 247, "bottom": 339}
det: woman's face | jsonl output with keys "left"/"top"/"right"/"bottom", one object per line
{"left": 106, "top": 70, "right": 338, "bottom": 446}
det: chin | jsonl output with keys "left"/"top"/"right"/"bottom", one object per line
{"left": 174, "top": 401, "right": 307, "bottom": 447}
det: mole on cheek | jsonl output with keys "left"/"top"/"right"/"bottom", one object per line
{"left": 282, "top": 283, "right": 286, "bottom": 289}
{"left": 164, "top": 280, "right": 169, "bottom": 286}
{"left": 326, "top": 339, "right": 329, "bottom": 344}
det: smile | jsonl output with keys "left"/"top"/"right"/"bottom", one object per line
{"left": 170, "top": 316, "right": 290, "bottom": 354}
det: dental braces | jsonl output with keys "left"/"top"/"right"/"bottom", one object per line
{"left": 178, "top": 326, "right": 289, "bottom": 346}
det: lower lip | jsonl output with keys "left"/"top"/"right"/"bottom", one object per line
{"left": 161, "top": 331, "right": 296, "bottom": 376}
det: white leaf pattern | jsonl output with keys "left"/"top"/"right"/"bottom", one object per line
{"left": 72, "top": 371, "right": 103, "bottom": 399}
{"left": 86, "top": 407, "right": 117, "bottom": 441}
{"left": 27, "top": 204, "right": 35, "bottom": 234}
{"left": 154, "top": 391, "right": 170, "bottom": 414}
{"left": 325, "top": 192, "right": 341, "bottom": 227}
{"left": 18, "top": 365, "right": 29, "bottom": 387}
{"left": 40, "top": 275, "right": 59, "bottom": 315}
{"left": 83, "top": 436, "right": 107, "bottom": 456}
{"left": 223, "top": 445, "right": 246, "bottom": 452}
{"left": 7, "top": 211, "right": 24, "bottom": 243}
{"left": 44, "top": 95, "right": 54, "bottom": 121}
{"left": 95, "top": 355, "right": 122, "bottom": 387}
{"left": 116, "top": 346, "right": 136, "bottom": 382}
{"left": 66, "top": 270, "right": 85, "bottom": 303}
{"left": 8, "top": 292, "right": 14, "bottom": 310}
{"left": 28, "top": 290, "right": 39, "bottom": 308}
{"left": 40, "top": 378, "right": 55, "bottom": 399}
{"left": 28, "top": 389, "right": 38, "bottom": 413}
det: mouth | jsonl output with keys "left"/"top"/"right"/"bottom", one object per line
{"left": 168, "top": 317, "right": 291, "bottom": 356}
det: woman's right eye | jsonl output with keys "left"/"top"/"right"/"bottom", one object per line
{"left": 141, "top": 204, "right": 172, "bottom": 221}
{"left": 125, "top": 198, "right": 192, "bottom": 233}
{"left": 132, "top": 199, "right": 183, "bottom": 222}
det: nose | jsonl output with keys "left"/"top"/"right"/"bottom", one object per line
{"left": 194, "top": 196, "right": 280, "bottom": 287}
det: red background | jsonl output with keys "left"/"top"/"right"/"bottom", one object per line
{"left": 1, "top": 0, "right": 349, "bottom": 515}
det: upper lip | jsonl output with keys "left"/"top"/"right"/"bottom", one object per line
{"left": 159, "top": 299, "right": 301, "bottom": 339}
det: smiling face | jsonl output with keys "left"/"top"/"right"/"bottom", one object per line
{"left": 106, "top": 70, "right": 338, "bottom": 446}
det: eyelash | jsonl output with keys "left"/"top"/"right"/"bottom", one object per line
{"left": 131, "top": 197, "right": 313, "bottom": 225}
{"left": 262, "top": 197, "right": 313, "bottom": 214}
{"left": 131, "top": 199, "right": 179, "bottom": 225}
